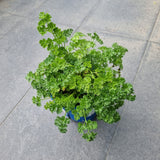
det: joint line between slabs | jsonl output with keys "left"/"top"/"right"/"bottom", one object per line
{"left": 132, "top": 7, "right": 160, "bottom": 84}
{"left": 73, "top": 0, "right": 101, "bottom": 34}
{"left": 0, "top": 87, "right": 31, "bottom": 127}
{"left": 147, "top": 6, "right": 160, "bottom": 43}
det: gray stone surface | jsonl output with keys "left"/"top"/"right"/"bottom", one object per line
{"left": 30, "top": 0, "right": 99, "bottom": 27}
{"left": 0, "top": 12, "right": 23, "bottom": 36}
{"left": 81, "top": 0, "right": 160, "bottom": 40}
{"left": 0, "top": 0, "right": 18, "bottom": 13}
{"left": 106, "top": 42, "right": 160, "bottom": 160}
{"left": 0, "top": 0, "right": 46, "bottom": 15}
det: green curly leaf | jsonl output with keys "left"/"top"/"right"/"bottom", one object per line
{"left": 55, "top": 116, "right": 70, "bottom": 133}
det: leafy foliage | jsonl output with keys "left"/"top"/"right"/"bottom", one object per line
{"left": 55, "top": 116, "right": 70, "bottom": 133}
{"left": 26, "top": 12, "right": 136, "bottom": 141}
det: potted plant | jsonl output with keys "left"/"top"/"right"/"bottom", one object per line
{"left": 26, "top": 12, "right": 136, "bottom": 141}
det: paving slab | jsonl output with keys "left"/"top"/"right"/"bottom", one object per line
{"left": 106, "top": 42, "right": 160, "bottom": 160}
{"left": 0, "top": 12, "right": 23, "bottom": 36}
{"left": 29, "top": 0, "right": 99, "bottom": 28}
{"left": 0, "top": 0, "right": 18, "bottom": 13}
{"left": 81, "top": 0, "right": 160, "bottom": 40}
{"left": 0, "top": 0, "right": 46, "bottom": 15}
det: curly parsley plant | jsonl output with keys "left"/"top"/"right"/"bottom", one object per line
{"left": 26, "top": 12, "right": 136, "bottom": 141}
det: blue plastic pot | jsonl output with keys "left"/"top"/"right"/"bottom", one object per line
{"left": 50, "top": 95, "right": 96, "bottom": 122}
{"left": 65, "top": 109, "right": 96, "bottom": 122}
